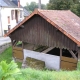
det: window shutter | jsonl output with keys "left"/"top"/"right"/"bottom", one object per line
{"left": 11, "top": 10, "right": 14, "bottom": 20}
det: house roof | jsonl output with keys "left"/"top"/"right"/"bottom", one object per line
{"left": 23, "top": 8, "right": 30, "bottom": 17}
{"left": 0, "top": 0, "right": 8, "bottom": 7}
{"left": 0, "top": 0, "right": 18, "bottom": 7}
{"left": 4, "top": 9, "right": 80, "bottom": 46}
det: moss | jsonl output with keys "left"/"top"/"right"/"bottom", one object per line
{"left": 26, "top": 57, "right": 45, "bottom": 70}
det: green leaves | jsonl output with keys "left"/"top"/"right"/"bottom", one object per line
{"left": 47, "top": 0, "right": 80, "bottom": 17}
{"left": 0, "top": 61, "right": 21, "bottom": 80}
{"left": 24, "top": 1, "right": 46, "bottom": 12}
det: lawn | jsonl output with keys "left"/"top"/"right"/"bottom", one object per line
{"left": 0, "top": 47, "right": 80, "bottom": 80}
{"left": 0, "top": 47, "right": 12, "bottom": 63}
{"left": 15, "top": 68, "right": 80, "bottom": 80}
{"left": 0, "top": 47, "right": 22, "bottom": 68}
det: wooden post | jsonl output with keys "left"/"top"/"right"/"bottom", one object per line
{"left": 21, "top": 41, "right": 24, "bottom": 60}
{"left": 11, "top": 39, "right": 14, "bottom": 59}
{"left": 78, "top": 47, "right": 80, "bottom": 60}
{"left": 60, "top": 48, "right": 62, "bottom": 69}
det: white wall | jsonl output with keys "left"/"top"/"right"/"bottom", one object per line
{"left": 23, "top": 49, "right": 60, "bottom": 70}
{"left": 0, "top": 7, "right": 3, "bottom": 36}
{"left": 0, "top": 7, "right": 24, "bottom": 36}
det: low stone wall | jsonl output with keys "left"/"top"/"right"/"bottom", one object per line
{"left": 0, "top": 43, "right": 11, "bottom": 53}
{"left": 23, "top": 49, "right": 60, "bottom": 70}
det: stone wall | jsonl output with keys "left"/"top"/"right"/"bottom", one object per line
{"left": 23, "top": 49, "right": 60, "bottom": 70}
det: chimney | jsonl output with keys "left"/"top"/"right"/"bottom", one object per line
{"left": 11, "top": 0, "right": 20, "bottom": 7}
{"left": 18, "top": 0, "right": 20, "bottom": 7}
{"left": 38, "top": 0, "right": 41, "bottom": 9}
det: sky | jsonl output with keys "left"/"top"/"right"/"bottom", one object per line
{"left": 20, "top": 0, "right": 49, "bottom": 6}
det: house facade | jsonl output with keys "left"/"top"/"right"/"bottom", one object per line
{"left": 0, "top": 0, "right": 29, "bottom": 36}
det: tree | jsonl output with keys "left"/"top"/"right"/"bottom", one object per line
{"left": 47, "top": 0, "right": 73, "bottom": 10}
{"left": 47, "top": 0, "right": 80, "bottom": 17}
{"left": 24, "top": 1, "right": 46, "bottom": 12}
{"left": 76, "top": 3, "right": 80, "bottom": 16}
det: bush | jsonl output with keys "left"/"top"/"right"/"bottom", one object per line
{"left": 0, "top": 61, "right": 21, "bottom": 80}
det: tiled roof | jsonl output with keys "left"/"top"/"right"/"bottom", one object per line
{"left": 0, "top": 0, "right": 18, "bottom": 7}
{"left": 0, "top": 0, "right": 8, "bottom": 7}
{"left": 23, "top": 8, "right": 30, "bottom": 17}
{"left": 5, "top": 9, "right": 80, "bottom": 46}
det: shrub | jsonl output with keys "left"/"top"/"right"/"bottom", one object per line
{"left": 0, "top": 61, "right": 21, "bottom": 80}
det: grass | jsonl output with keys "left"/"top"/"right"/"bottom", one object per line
{"left": 15, "top": 68, "right": 80, "bottom": 80}
{"left": 0, "top": 47, "right": 22, "bottom": 68}
{"left": 0, "top": 47, "right": 12, "bottom": 63}
{"left": 0, "top": 47, "right": 80, "bottom": 80}
{"left": 16, "top": 61, "right": 22, "bottom": 68}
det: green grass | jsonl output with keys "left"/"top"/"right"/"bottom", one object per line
{"left": 16, "top": 61, "right": 22, "bottom": 68}
{"left": 0, "top": 47, "right": 22, "bottom": 68}
{"left": 0, "top": 47, "right": 12, "bottom": 63}
{"left": 14, "top": 68, "right": 80, "bottom": 80}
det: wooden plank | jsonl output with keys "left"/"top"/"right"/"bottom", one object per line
{"left": 13, "top": 50, "right": 23, "bottom": 59}
{"left": 13, "top": 50, "right": 23, "bottom": 53}
{"left": 42, "top": 47, "right": 54, "bottom": 53}
{"left": 13, "top": 47, "right": 22, "bottom": 51}
{"left": 61, "top": 61, "right": 77, "bottom": 70}
{"left": 69, "top": 50, "right": 77, "bottom": 60}
{"left": 61, "top": 56, "right": 77, "bottom": 63}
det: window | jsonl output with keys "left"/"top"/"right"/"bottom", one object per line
{"left": 20, "top": 10, "right": 22, "bottom": 18}
{"left": 8, "top": 16, "right": 10, "bottom": 24}
{"left": 8, "top": 25, "right": 11, "bottom": 31}
{"left": 11, "top": 10, "right": 14, "bottom": 20}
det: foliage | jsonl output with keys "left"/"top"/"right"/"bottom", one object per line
{"left": 47, "top": 0, "right": 80, "bottom": 17}
{"left": 0, "top": 61, "right": 21, "bottom": 80}
{"left": 47, "top": 0, "right": 73, "bottom": 10}
{"left": 24, "top": 1, "right": 47, "bottom": 12}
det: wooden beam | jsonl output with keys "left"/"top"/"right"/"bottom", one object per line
{"left": 60, "top": 48, "right": 62, "bottom": 69}
{"left": 13, "top": 40, "right": 18, "bottom": 47}
{"left": 69, "top": 50, "right": 77, "bottom": 60}
{"left": 60, "top": 48, "right": 62, "bottom": 57}
{"left": 42, "top": 47, "right": 54, "bottom": 53}
{"left": 78, "top": 47, "right": 80, "bottom": 59}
